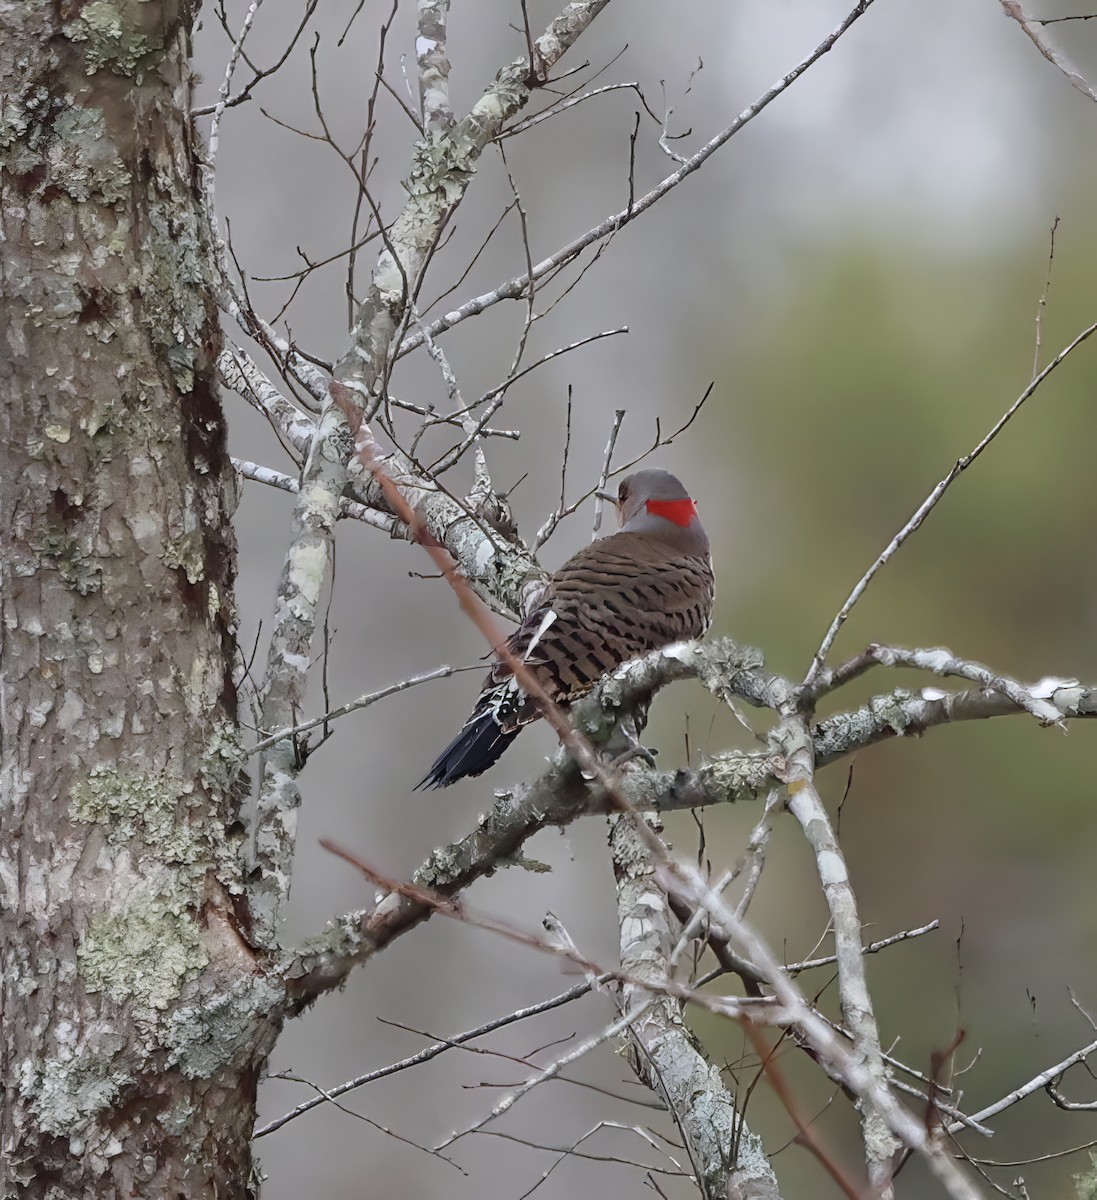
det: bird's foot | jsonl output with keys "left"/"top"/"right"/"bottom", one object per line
{"left": 608, "top": 743, "right": 658, "bottom": 771}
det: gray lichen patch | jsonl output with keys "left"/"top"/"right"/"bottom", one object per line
{"left": 25, "top": 1047, "right": 129, "bottom": 1140}
{"left": 33, "top": 528, "right": 103, "bottom": 595}
{"left": 200, "top": 721, "right": 245, "bottom": 796}
{"left": 165, "top": 974, "right": 284, "bottom": 1079}
{"left": 50, "top": 107, "right": 133, "bottom": 204}
{"left": 1, "top": 96, "right": 132, "bottom": 204}
{"left": 79, "top": 895, "right": 207, "bottom": 1012}
{"left": 405, "top": 127, "right": 478, "bottom": 206}
{"left": 697, "top": 754, "right": 757, "bottom": 803}
{"left": 161, "top": 530, "right": 206, "bottom": 584}
{"left": 140, "top": 189, "right": 210, "bottom": 393}
{"left": 63, "top": 0, "right": 164, "bottom": 78}
{"left": 693, "top": 638, "right": 766, "bottom": 695}
{"left": 69, "top": 764, "right": 236, "bottom": 883}
{"left": 867, "top": 688, "right": 919, "bottom": 737}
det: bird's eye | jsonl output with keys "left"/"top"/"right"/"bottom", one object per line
{"left": 618, "top": 482, "right": 629, "bottom": 502}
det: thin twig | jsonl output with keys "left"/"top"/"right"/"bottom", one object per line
{"left": 805, "top": 317, "right": 1097, "bottom": 686}
{"left": 953, "top": 1037, "right": 1097, "bottom": 1131}
{"left": 399, "top": 0, "right": 880, "bottom": 358}
{"left": 1001, "top": 1, "right": 1097, "bottom": 102}
{"left": 250, "top": 665, "right": 462, "bottom": 755}
{"left": 257, "top": 975, "right": 608, "bottom": 1137}
{"left": 1031, "top": 217, "right": 1059, "bottom": 378}
{"left": 591, "top": 409, "right": 625, "bottom": 538}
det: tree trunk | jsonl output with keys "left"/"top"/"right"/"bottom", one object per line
{"left": 0, "top": 5, "right": 273, "bottom": 1195}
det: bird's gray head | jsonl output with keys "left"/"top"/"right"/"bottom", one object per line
{"left": 607, "top": 469, "right": 709, "bottom": 554}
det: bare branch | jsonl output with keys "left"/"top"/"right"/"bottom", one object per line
{"left": 219, "top": 346, "right": 313, "bottom": 457}
{"left": 591, "top": 408, "right": 625, "bottom": 538}
{"left": 612, "top": 815, "right": 782, "bottom": 1199}
{"left": 250, "top": 664, "right": 461, "bottom": 755}
{"left": 192, "top": 0, "right": 319, "bottom": 116}
{"left": 955, "top": 1037, "right": 1097, "bottom": 1130}
{"left": 786, "top": 921, "right": 940, "bottom": 975}
{"left": 230, "top": 457, "right": 398, "bottom": 532}
{"left": 1000, "top": 1, "right": 1097, "bottom": 102}
{"left": 258, "top": 976, "right": 607, "bottom": 1137}
{"left": 805, "top": 317, "right": 1097, "bottom": 685}
{"left": 860, "top": 644, "right": 1067, "bottom": 726}
{"left": 1031, "top": 216, "right": 1059, "bottom": 377}
{"left": 399, "top": 0, "right": 879, "bottom": 357}
{"left": 775, "top": 713, "right": 899, "bottom": 1193}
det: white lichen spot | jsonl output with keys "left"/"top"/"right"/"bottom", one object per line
{"left": 920, "top": 686, "right": 948, "bottom": 702}
{"left": 286, "top": 542, "right": 328, "bottom": 608}
{"left": 1032, "top": 675, "right": 1079, "bottom": 698}
{"left": 638, "top": 888, "right": 666, "bottom": 914}
{"left": 26, "top": 1048, "right": 128, "bottom": 1139}
{"left": 161, "top": 532, "right": 205, "bottom": 584}
{"left": 415, "top": 36, "right": 438, "bottom": 57}
{"left": 921, "top": 648, "right": 954, "bottom": 673}
{"left": 87, "top": 652, "right": 104, "bottom": 674}
{"left": 156, "top": 1097, "right": 198, "bottom": 1136}
{"left": 473, "top": 537, "right": 495, "bottom": 575}
{"left": 817, "top": 850, "right": 848, "bottom": 886}
{"left": 44, "top": 423, "right": 71, "bottom": 442}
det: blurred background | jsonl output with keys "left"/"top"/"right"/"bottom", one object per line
{"left": 196, "top": 1, "right": 1097, "bottom": 1195}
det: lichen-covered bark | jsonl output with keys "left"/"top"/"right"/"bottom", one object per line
{"left": 0, "top": 4, "right": 279, "bottom": 1195}
{"left": 611, "top": 816, "right": 782, "bottom": 1200}
{"left": 251, "top": 0, "right": 611, "bottom": 939}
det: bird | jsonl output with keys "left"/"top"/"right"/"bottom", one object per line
{"left": 417, "top": 468, "right": 714, "bottom": 789}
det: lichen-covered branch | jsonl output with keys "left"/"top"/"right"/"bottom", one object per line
{"left": 776, "top": 714, "right": 899, "bottom": 1194}
{"left": 417, "top": 0, "right": 453, "bottom": 132}
{"left": 611, "top": 815, "right": 782, "bottom": 1200}
{"left": 285, "top": 640, "right": 1097, "bottom": 1005}
{"left": 251, "top": 0, "right": 613, "bottom": 941}
{"left": 398, "top": 0, "right": 878, "bottom": 358}
{"left": 658, "top": 862, "right": 985, "bottom": 1199}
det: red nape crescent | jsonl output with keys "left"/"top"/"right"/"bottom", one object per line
{"left": 645, "top": 497, "right": 698, "bottom": 527}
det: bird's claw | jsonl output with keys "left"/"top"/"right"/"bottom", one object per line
{"left": 609, "top": 743, "right": 658, "bottom": 770}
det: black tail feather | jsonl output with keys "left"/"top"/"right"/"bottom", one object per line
{"left": 416, "top": 710, "right": 520, "bottom": 789}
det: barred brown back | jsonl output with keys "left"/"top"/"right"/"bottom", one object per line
{"left": 417, "top": 468, "right": 715, "bottom": 789}
{"left": 497, "top": 532, "right": 714, "bottom": 720}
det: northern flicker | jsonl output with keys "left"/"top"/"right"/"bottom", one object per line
{"left": 417, "top": 469, "right": 714, "bottom": 788}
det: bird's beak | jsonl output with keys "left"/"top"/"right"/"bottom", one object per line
{"left": 595, "top": 490, "right": 617, "bottom": 504}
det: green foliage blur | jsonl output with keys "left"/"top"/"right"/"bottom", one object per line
{"left": 681, "top": 233, "right": 1097, "bottom": 1197}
